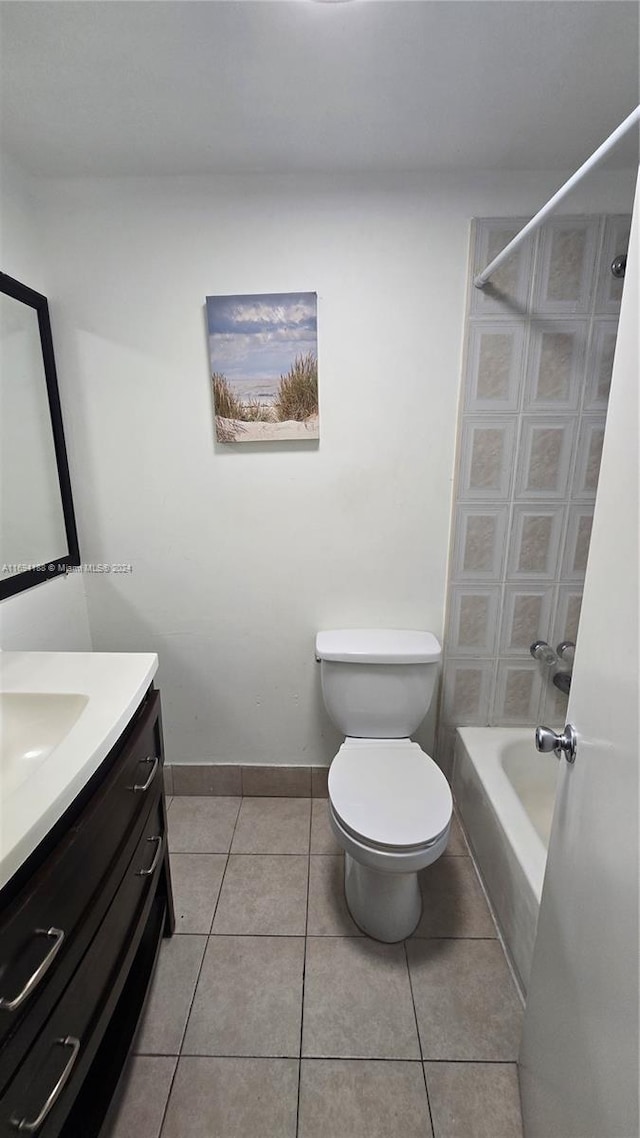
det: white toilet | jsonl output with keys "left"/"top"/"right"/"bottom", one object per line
{"left": 315, "top": 629, "right": 453, "bottom": 942}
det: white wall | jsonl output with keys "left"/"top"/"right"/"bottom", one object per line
{"left": 0, "top": 152, "right": 91, "bottom": 650}
{"left": 33, "top": 168, "right": 635, "bottom": 765}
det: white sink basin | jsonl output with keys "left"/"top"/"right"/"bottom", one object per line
{"left": 0, "top": 651, "right": 158, "bottom": 890}
{"left": 1, "top": 692, "right": 89, "bottom": 796}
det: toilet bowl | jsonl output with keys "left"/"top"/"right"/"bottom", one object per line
{"left": 316, "top": 630, "right": 453, "bottom": 942}
{"left": 328, "top": 737, "right": 452, "bottom": 941}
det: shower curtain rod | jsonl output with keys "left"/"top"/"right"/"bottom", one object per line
{"left": 474, "top": 104, "right": 640, "bottom": 289}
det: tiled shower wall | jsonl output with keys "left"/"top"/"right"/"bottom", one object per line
{"left": 438, "top": 213, "right": 630, "bottom": 769}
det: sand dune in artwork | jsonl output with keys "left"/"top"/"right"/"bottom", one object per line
{"left": 217, "top": 414, "right": 319, "bottom": 443}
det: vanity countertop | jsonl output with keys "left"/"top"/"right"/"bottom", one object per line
{"left": 0, "top": 651, "right": 158, "bottom": 890}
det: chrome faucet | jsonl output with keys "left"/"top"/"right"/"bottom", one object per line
{"left": 556, "top": 640, "right": 575, "bottom": 662}
{"left": 530, "top": 640, "right": 575, "bottom": 696}
{"left": 530, "top": 640, "right": 557, "bottom": 667}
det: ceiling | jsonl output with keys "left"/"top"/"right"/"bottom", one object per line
{"left": 1, "top": 1, "right": 638, "bottom": 177}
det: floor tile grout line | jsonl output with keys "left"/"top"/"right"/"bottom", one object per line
{"left": 156, "top": 799, "right": 222, "bottom": 1137}
{"left": 409, "top": 935, "right": 499, "bottom": 942}
{"left": 177, "top": 1051, "right": 305, "bottom": 1060}
{"left": 208, "top": 857, "right": 230, "bottom": 936}
{"left": 403, "top": 939, "right": 436, "bottom": 1138}
{"left": 167, "top": 850, "right": 228, "bottom": 937}
{"left": 168, "top": 928, "right": 500, "bottom": 941}
{"left": 157, "top": 796, "right": 243, "bottom": 1137}
{"left": 229, "top": 851, "right": 310, "bottom": 857}
{"left": 207, "top": 797, "right": 243, "bottom": 937}
{"left": 135, "top": 1048, "right": 521, "bottom": 1065}
{"left": 169, "top": 850, "right": 310, "bottom": 857}
{"left": 178, "top": 931, "right": 308, "bottom": 938}
{"left": 172, "top": 931, "right": 307, "bottom": 938}
{"left": 295, "top": 794, "right": 313, "bottom": 1136}
{"left": 161, "top": 1051, "right": 442, "bottom": 1061}
{"left": 152, "top": 1054, "right": 179, "bottom": 1138}
{"left": 170, "top": 792, "right": 325, "bottom": 800}
{"left": 410, "top": 1058, "right": 522, "bottom": 1066}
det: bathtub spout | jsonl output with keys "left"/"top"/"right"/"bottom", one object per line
{"left": 552, "top": 672, "right": 571, "bottom": 695}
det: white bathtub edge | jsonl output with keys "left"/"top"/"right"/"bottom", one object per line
{"left": 457, "top": 726, "right": 547, "bottom": 902}
{"left": 453, "top": 727, "right": 548, "bottom": 996}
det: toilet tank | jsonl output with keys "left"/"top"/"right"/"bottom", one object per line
{"left": 315, "top": 630, "right": 441, "bottom": 739}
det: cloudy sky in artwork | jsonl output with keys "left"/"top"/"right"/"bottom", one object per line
{"left": 207, "top": 292, "right": 317, "bottom": 396}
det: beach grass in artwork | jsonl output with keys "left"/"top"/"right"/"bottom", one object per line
{"left": 206, "top": 291, "right": 318, "bottom": 442}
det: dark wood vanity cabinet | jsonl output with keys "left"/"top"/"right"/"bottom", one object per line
{"left": 0, "top": 685, "right": 174, "bottom": 1137}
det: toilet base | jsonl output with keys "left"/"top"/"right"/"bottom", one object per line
{"left": 344, "top": 853, "right": 422, "bottom": 942}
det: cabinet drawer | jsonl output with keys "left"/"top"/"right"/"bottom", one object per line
{"left": 0, "top": 801, "right": 165, "bottom": 1136}
{"left": 0, "top": 690, "right": 163, "bottom": 1055}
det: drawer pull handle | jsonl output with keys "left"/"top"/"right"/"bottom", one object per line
{"left": 132, "top": 755, "right": 159, "bottom": 792}
{"left": 137, "top": 835, "right": 163, "bottom": 877}
{"left": 0, "top": 928, "right": 65, "bottom": 1012}
{"left": 10, "top": 1035, "right": 80, "bottom": 1132}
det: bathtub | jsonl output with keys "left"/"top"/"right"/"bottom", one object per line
{"left": 452, "top": 727, "right": 559, "bottom": 995}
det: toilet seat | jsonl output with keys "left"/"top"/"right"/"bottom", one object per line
{"left": 328, "top": 738, "right": 453, "bottom": 853}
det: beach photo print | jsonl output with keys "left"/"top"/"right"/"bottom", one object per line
{"left": 206, "top": 291, "right": 319, "bottom": 443}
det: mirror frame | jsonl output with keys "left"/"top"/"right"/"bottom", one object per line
{"left": 0, "top": 272, "right": 80, "bottom": 601}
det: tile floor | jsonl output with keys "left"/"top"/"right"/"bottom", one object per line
{"left": 107, "top": 796, "right": 524, "bottom": 1138}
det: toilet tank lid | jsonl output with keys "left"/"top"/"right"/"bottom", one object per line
{"left": 315, "top": 629, "right": 441, "bottom": 664}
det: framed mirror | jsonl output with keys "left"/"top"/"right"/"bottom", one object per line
{"left": 0, "top": 272, "right": 80, "bottom": 600}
